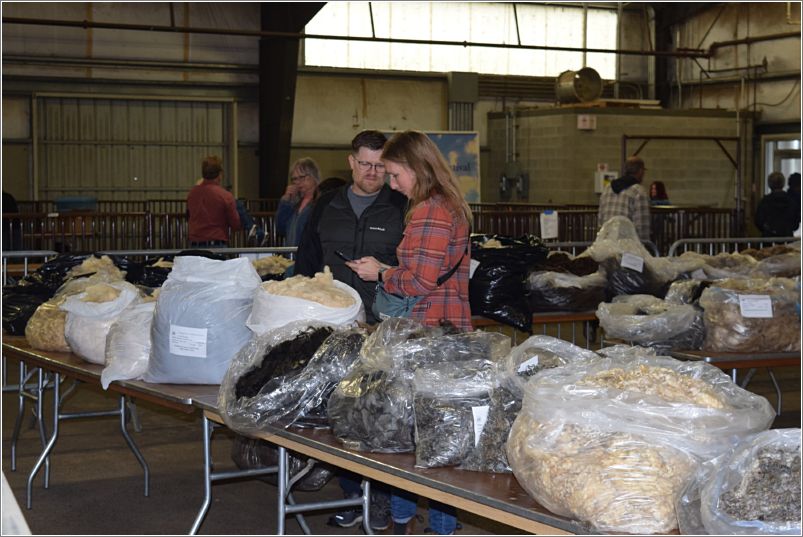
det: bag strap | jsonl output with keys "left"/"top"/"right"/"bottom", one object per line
{"left": 436, "top": 245, "right": 468, "bottom": 286}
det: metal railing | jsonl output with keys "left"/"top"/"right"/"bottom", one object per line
{"left": 4, "top": 202, "right": 740, "bottom": 256}
{"left": 667, "top": 236, "right": 799, "bottom": 256}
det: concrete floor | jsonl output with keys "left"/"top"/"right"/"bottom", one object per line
{"left": 1, "top": 368, "right": 521, "bottom": 536}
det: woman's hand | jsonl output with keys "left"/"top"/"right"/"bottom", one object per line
{"left": 345, "top": 256, "right": 388, "bottom": 282}
{"left": 282, "top": 183, "right": 300, "bottom": 202}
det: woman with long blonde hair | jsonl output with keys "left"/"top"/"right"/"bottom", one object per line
{"left": 346, "top": 130, "right": 473, "bottom": 331}
{"left": 346, "top": 130, "right": 471, "bottom": 534}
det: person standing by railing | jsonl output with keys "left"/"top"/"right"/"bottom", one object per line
{"left": 756, "top": 171, "right": 797, "bottom": 237}
{"left": 277, "top": 157, "right": 320, "bottom": 247}
{"left": 598, "top": 156, "right": 651, "bottom": 240}
{"left": 186, "top": 155, "right": 240, "bottom": 248}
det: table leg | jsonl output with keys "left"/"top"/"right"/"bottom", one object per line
{"left": 767, "top": 368, "right": 783, "bottom": 416}
{"left": 277, "top": 446, "right": 287, "bottom": 535}
{"left": 119, "top": 395, "right": 149, "bottom": 496}
{"left": 189, "top": 415, "right": 214, "bottom": 535}
{"left": 10, "top": 362, "right": 37, "bottom": 471}
{"left": 35, "top": 369, "right": 51, "bottom": 488}
{"left": 27, "top": 372, "right": 60, "bottom": 509}
{"left": 361, "top": 479, "right": 374, "bottom": 536}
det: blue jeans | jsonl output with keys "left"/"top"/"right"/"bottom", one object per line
{"left": 391, "top": 490, "right": 457, "bottom": 535}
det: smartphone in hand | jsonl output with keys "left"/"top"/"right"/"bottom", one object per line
{"left": 334, "top": 250, "right": 352, "bottom": 262}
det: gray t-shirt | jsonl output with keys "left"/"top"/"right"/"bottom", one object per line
{"left": 347, "top": 187, "right": 380, "bottom": 219}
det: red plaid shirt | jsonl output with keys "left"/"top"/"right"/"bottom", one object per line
{"left": 382, "top": 195, "right": 472, "bottom": 331}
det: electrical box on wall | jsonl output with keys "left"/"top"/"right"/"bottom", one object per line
{"left": 577, "top": 114, "right": 597, "bottom": 130}
{"left": 594, "top": 171, "right": 618, "bottom": 193}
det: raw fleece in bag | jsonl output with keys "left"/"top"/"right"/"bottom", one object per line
{"left": 61, "top": 281, "right": 140, "bottom": 365}
{"left": 246, "top": 279, "right": 364, "bottom": 334}
{"left": 145, "top": 256, "right": 261, "bottom": 384}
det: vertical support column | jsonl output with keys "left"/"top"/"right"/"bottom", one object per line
{"left": 258, "top": 3, "right": 325, "bottom": 199}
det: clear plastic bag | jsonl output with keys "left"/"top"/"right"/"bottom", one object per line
{"left": 586, "top": 217, "right": 676, "bottom": 298}
{"left": 699, "top": 277, "right": 800, "bottom": 352}
{"left": 101, "top": 301, "right": 156, "bottom": 389}
{"left": 507, "top": 353, "right": 775, "bottom": 534}
{"left": 699, "top": 429, "right": 801, "bottom": 535}
{"left": 597, "top": 294, "right": 705, "bottom": 351}
{"left": 751, "top": 252, "right": 801, "bottom": 278}
{"left": 61, "top": 281, "right": 140, "bottom": 364}
{"left": 219, "top": 321, "right": 365, "bottom": 432}
{"left": 665, "top": 279, "right": 712, "bottom": 305}
{"left": 145, "top": 256, "right": 261, "bottom": 384}
{"left": 500, "top": 335, "right": 599, "bottom": 398}
{"left": 230, "top": 433, "right": 334, "bottom": 491}
{"left": 327, "top": 363, "right": 416, "bottom": 453}
{"left": 412, "top": 359, "right": 497, "bottom": 468}
{"left": 526, "top": 270, "right": 606, "bottom": 312}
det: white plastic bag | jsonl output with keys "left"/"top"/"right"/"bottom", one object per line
{"left": 61, "top": 281, "right": 140, "bottom": 364}
{"left": 101, "top": 301, "right": 156, "bottom": 389}
{"left": 144, "top": 256, "right": 261, "bottom": 384}
{"left": 246, "top": 279, "right": 364, "bottom": 334}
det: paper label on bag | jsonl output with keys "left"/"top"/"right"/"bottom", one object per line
{"left": 738, "top": 295, "right": 773, "bottom": 318}
{"left": 472, "top": 406, "right": 490, "bottom": 447}
{"left": 517, "top": 356, "right": 539, "bottom": 374}
{"left": 691, "top": 268, "right": 707, "bottom": 280}
{"left": 621, "top": 253, "right": 644, "bottom": 273}
{"left": 469, "top": 258, "right": 481, "bottom": 279}
{"left": 540, "top": 210, "right": 559, "bottom": 239}
{"left": 169, "top": 325, "right": 208, "bottom": 358}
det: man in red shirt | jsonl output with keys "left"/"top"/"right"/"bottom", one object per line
{"left": 187, "top": 155, "right": 240, "bottom": 247}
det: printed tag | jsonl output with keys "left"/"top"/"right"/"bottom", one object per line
{"left": 169, "top": 325, "right": 208, "bottom": 358}
{"left": 517, "top": 356, "right": 540, "bottom": 374}
{"left": 738, "top": 295, "right": 773, "bottom": 318}
{"left": 540, "top": 210, "right": 559, "bottom": 240}
{"left": 621, "top": 252, "right": 644, "bottom": 273}
{"left": 469, "top": 258, "right": 481, "bottom": 279}
{"left": 691, "top": 268, "right": 707, "bottom": 280}
{"left": 471, "top": 406, "right": 490, "bottom": 447}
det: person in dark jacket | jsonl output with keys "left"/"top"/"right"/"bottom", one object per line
{"left": 755, "top": 171, "right": 797, "bottom": 237}
{"left": 295, "top": 130, "right": 407, "bottom": 324}
{"left": 294, "top": 130, "right": 406, "bottom": 532}
{"left": 786, "top": 172, "right": 801, "bottom": 232}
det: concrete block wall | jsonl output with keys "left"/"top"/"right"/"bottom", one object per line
{"left": 487, "top": 107, "right": 753, "bottom": 208}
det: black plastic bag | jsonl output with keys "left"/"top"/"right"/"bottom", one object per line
{"left": 230, "top": 434, "right": 335, "bottom": 491}
{"left": 469, "top": 238, "right": 548, "bottom": 332}
{"left": 21, "top": 253, "right": 90, "bottom": 293}
{"left": 601, "top": 258, "right": 671, "bottom": 300}
{"left": 2, "top": 285, "right": 51, "bottom": 335}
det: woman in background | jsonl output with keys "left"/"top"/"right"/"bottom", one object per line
{"left": 345, "top": 130, "right": 472, "bottom": 534}
{"left": 277, "top": 157, "right": 321, "bottom": 246}
{"left": 649, "top": 180, "right": 671, "bottom": 206}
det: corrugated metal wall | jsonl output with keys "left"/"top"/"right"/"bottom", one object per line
{"left": 36, "top": 96, "right": 230, "bottom": 201}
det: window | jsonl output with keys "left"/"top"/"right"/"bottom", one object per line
{"left": 304, "top": 2, "right": 617, "bottom": 78}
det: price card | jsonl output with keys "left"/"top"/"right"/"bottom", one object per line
{"left": 169, "top": 325, "right": 208, "bottom": 358}
{"left": 517, "top": 356, "right": 540, "bottom": 374}
{"left": 540, "top": 210, "right": 559, "bottom": 240}
{"left": 469, "top": 258, "right": 481, "bottom": 279}
{"left": 738, "top": 295, "right": 773, "bottom": 318}
{"left": 621, "top": 252, "right": 644, "bottom": 273}
{"left": 471, "top": 406, "right": 490, "bottom": 447}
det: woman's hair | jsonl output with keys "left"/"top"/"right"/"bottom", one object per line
{"left": 290, "top": 157, "right": 322, "bottom": 184}
{"left": 381, "top": 130, "right": 473, "bottom": 226}
{"left": 650, "top": 180, "right": 668, "bottom": 200}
